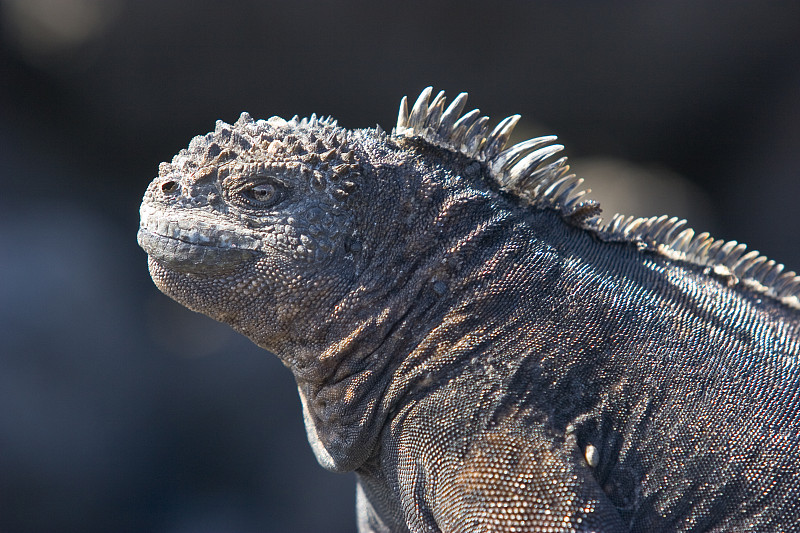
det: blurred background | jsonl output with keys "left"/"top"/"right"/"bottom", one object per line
{"left": 1, "top": 1, "right": 799, "bottom": 532}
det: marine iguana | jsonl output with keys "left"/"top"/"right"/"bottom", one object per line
{"left": 138, "top": 87, "right": 800, "bottom": 532}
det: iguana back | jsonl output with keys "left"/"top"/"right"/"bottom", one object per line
{"left": 138, "top": 87, "right": 800, "bottom": 532}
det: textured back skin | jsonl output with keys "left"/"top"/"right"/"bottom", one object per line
{"left": 139, "top": 90, "right": 800, "bottom": 532}
{"left": 349, "top": 144, "right": 800, "bottom": 531}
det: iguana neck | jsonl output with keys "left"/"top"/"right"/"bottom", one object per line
{"left": 293, "top": 186, "right": 528, "bottom": 471}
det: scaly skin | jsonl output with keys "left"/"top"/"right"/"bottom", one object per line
{"left": 139, "top": 94, "right": 800, "bottom": 532}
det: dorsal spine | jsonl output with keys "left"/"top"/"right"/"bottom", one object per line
{"left": 392, "top": 87, "right": 800, "bottom": 310}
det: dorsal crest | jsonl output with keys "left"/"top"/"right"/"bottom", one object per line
{"left": 393, "top": 87, "right": 594, "bottom": 219}
{"left": 392, "top": 87, "right": 800, "bottom": 310}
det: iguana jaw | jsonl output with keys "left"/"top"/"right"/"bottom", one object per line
{"left": 137, "top": 228, "right": 257, "bottom": 274}
{"left": 138, "top": 203, "right": 260, "bottom": 275}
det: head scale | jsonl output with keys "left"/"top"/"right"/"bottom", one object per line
{"left": 160, "top": 112, "right": 360, "bottom": 203}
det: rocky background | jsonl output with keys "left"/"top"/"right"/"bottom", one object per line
{"left": 1, "top": 1, "right": 799, "bottom": 532}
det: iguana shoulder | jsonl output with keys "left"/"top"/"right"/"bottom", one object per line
{"left": 138, "top": 87, "right": 800, "bottom": 532}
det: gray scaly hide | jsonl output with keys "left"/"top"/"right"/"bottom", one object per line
{"left": 139, "top": 87, "right": 800, "bottom": 532}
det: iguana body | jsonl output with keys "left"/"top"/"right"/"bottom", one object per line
{"left": 138, "top": 88, "right": 800, "bottom": 532}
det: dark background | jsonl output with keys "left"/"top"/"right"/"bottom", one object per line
{"left": 1, "top": 1, "right": 799, "bottom": 532}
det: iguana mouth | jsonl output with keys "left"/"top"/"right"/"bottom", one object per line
{"left": 137, "top": 212, "right": 259, "bottom": 274}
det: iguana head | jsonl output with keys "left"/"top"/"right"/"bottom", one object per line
{"left": 138, "top": 113, "right": 373, "bottom": 360}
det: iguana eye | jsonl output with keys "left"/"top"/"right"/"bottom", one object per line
{"left": 242, "top": 181, "right": 286, "bottom": 207}
{"left": 250, "top": 184, "right": 276, "bottom": 202}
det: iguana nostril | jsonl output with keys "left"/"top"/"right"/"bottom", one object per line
{"left": 161, "top": 180, "right": 178, "bottom": 194}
